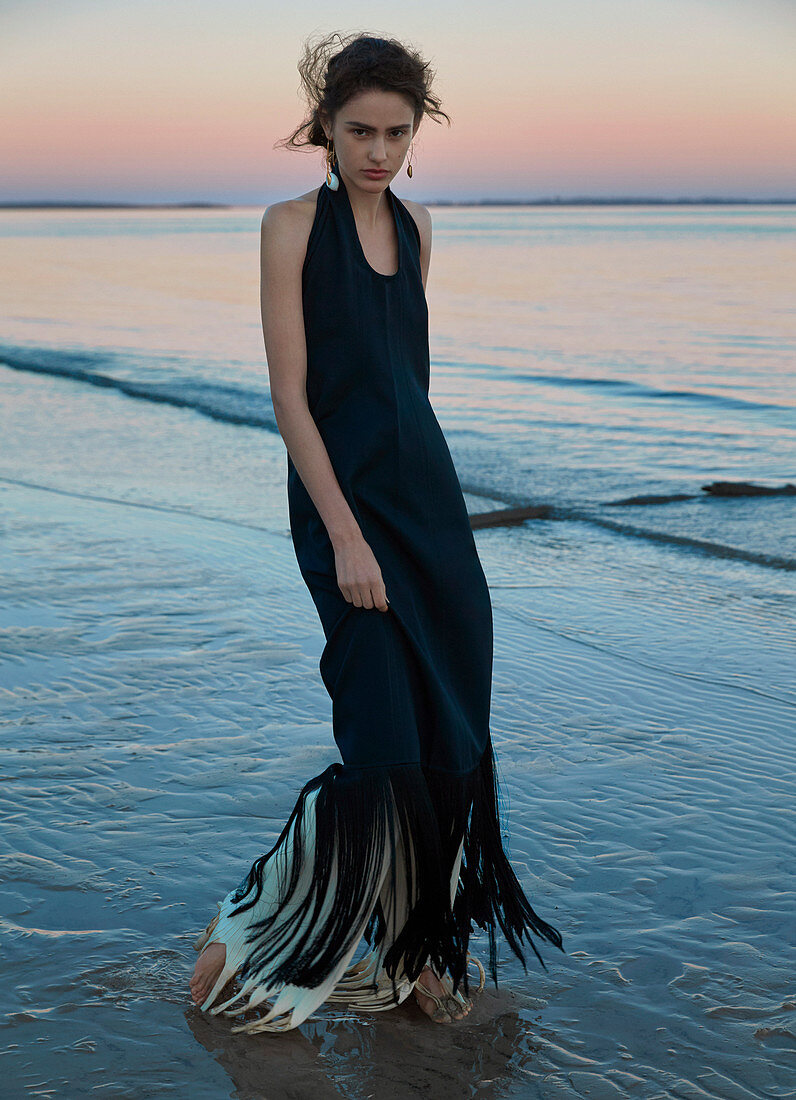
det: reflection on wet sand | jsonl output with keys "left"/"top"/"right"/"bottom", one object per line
{"left": 185, "top": 985, "right": 538, "bottom": 1100}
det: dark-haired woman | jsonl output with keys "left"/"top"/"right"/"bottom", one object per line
{"left": 189, "top": 31, "right": 564, "bottom": 1033}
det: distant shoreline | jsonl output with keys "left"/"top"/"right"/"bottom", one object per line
{"left": 0, "top": 201, "right": 230, "bottom": 210}
{"left": 1, "top": 197, "right": 795, "bottom": 210}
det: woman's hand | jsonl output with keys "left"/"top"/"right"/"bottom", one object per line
{"left": 333, "top": 535, "right": 390, "bottom": 612}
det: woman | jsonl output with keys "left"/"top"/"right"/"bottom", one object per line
{"left": 189, "top": 31, "right": 564, "bottom": 1033}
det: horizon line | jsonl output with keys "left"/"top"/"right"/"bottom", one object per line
{"left": 1, "top": 197, "right": 796, "bottom": 210}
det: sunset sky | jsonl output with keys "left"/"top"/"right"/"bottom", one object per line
{"left": 2, "top": 0, "right": 795, "bottom": 203}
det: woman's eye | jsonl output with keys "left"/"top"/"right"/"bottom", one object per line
{"left": 350, "top": 128, "right": 406, "bottom": 137}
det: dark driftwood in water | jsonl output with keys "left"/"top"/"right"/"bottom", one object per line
{"left": 468, "top": 480, "right": 796, "bottom": 529}
{"left": 469, "top": 505, "right": 552, "bottom": 529}
{"left": 608, "top": 481, "right": 796, "bottom": 506}
{"left": 700, "top": 481, "right": 796, "bottom": 498}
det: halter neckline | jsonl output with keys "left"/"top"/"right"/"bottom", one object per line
{"left": 330, "top": 156, "right": 402, "bottom": 281}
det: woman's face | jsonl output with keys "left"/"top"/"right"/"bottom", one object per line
{"left": 322, "top": 88, "right": 418, "bottom": 192}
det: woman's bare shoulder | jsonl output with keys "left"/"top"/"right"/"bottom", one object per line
{"left": 398, "top": 197, "right": 432, "bottom": 246}
{"left": 400, "top": 198, "right": 433, "bottom": 257}
{"left": 260, "top": 186, "right": 323, "bottom": 262}
{"left": 399, "top": 197, "right": 432, "bottom": 225}
{"left": 400, "top": 195, "right": 433, "bottom": 218}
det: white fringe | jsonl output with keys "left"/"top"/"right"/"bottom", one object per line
{"left": 194, "top": 787, "right": 466, "bottom": 1033}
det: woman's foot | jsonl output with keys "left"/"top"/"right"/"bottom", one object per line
{"left": 190, "top": 941, "right": 227, "bottom": 1006}
{"left": 413, "top": 965, "right": 473, "bottom": 1023}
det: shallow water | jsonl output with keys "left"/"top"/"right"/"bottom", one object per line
{"left": 1, "top": 393, "right": 794, "bottom": 1096}
{"left": 1, "top": 203, "right": 794, "bottom": 1096}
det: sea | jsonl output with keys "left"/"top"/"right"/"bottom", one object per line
{"left": 0, "top": 202, "right": 794, "bottom": 1097}
{"left": 1, "top": 202, "right": 794, "bottom": 557}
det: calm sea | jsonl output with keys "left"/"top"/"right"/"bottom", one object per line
{"left": 1, "top": 202, "right": 794, "bottom": 570}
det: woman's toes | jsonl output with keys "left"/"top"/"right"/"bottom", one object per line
{"left": 445, "top": 997, "right": 469, "bottom": 1020}
{"left": 414, "top": 988, "right": 452, "bottom": 1023}
{"left": 413, "top": 967, "right": 477, "bottom": 1023}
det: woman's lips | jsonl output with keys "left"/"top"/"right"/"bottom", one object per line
{"left": 363, "top": 169, "right": 388, "bottom": 178}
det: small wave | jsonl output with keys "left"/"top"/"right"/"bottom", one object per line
{"left": 0, "top": 344, "right": 280, "bottom": 433}
{"left": 439, "top": 358, "right": 792, "bottom": 414}
{"left": 552, "top": 506, "right": 796, "bottom": 572}
{"left": 607, "top": 491, "right": 698, "bottom": 505}
{"left": 528, "top": 372, "right": 789, "bottom": 414}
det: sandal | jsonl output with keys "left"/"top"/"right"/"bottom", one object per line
{"left": 413, "top": 952, "right": 486, "bottom": 1022}
{"left": 467, "top": 951, "right": 487, "bottom": 996}
{"left": 193, "top": 909, "right": 220, "bottom": 954}
{"left": 413, "top": 977, "right": 454, "bottom": 1023}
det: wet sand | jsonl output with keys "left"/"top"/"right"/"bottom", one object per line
{"left": 1, "top": 463, "right": 794, "bottom": 1097}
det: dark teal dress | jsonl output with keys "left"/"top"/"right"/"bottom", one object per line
{"left": 217, "top": 157, "right": 564, "bottom": 1014}
{"left": 289, "top": 160, "right": 492, "bottom": 776}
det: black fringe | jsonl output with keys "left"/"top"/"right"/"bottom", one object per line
{"left": 226, "top": 738, "right": 564, "bottom": 1005}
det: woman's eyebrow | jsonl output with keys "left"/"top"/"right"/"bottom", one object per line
{"left": 343, "top": 120, "right": 412, "bottom": 130}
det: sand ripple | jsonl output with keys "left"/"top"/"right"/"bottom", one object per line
{"left": 1, "top": 478, "right": 794, "bottom": 1098}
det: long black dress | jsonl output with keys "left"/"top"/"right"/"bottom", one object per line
{"left": 195, "top": 156, "right": 564, "bottom": 1033}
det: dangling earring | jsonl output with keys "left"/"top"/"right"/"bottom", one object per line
{"left": 406, "top": 142, "right": 415, "bottom": 178}
{"left": 325, "top": 137, "right": 339, "bottom": 191}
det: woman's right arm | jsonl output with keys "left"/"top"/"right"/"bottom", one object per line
{"left": 259, "top": 200, "right": 390, "bottom": 612}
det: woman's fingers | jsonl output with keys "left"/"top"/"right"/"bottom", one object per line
{"left": 340, "top": 582, "right": 390, "bottom": 612}
{"left": 334, "top": 541, "right": 389, "bottom": 611}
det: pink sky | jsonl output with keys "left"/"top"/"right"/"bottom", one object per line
{"left": 2, "top": 0, "right": 795, "bottom": 202}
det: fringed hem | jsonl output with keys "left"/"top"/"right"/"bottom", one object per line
{"left": 194, "top": 738, "right": 564, "bottom": 1033}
